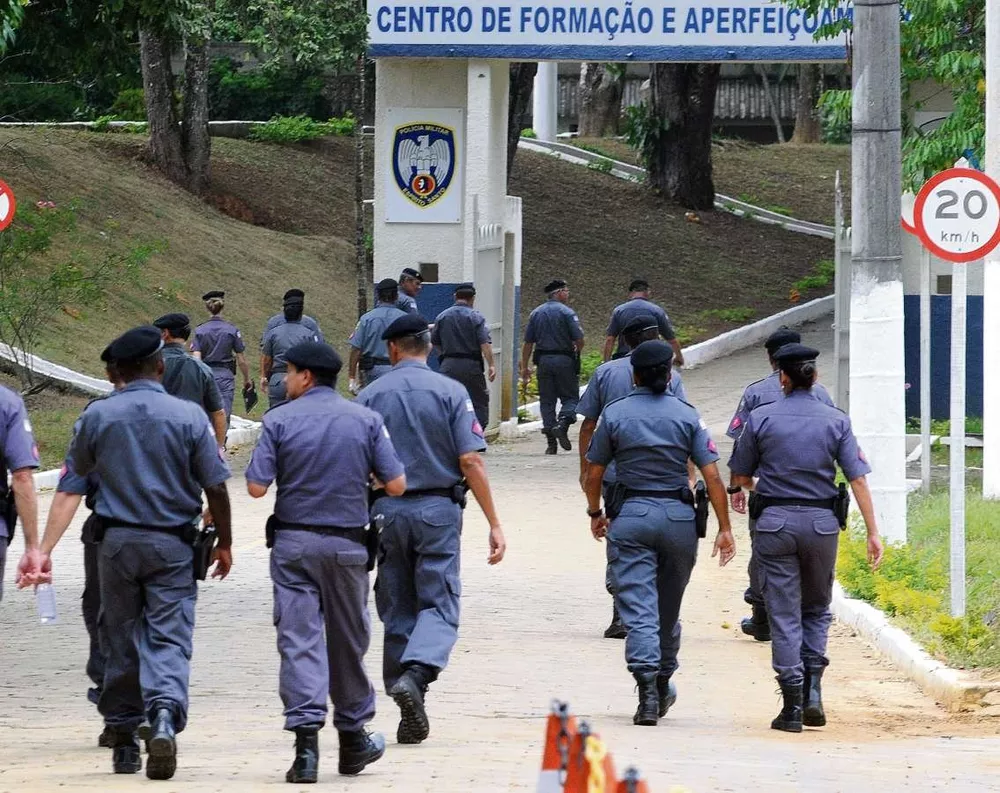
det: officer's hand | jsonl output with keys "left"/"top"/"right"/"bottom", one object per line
{"left": 15, "top": 548, "right": 50, "bottom": 588}
{"left": 487, "top": 525, "right": 506, "bottom": 565}
{"left": 520, "top": 367, "right": 533, "bottom": 385}
{"left": 202, "top": 508, "right": 214, "bottom": 527}
{"left": 711, "top": 529, "right": 736, "bottom": 567}
{"left": 349, "top": 378, "right": 361, "bottom": 395}
{"left": 867, "top": 533, "right": 884, "bottom": 570}
{"left": 590, "top": 515, "right": 609, "bottom": 541}
{"left": 487, "top": 364, "right": 497, "bottom": 383}
{"left": 210, "top": 547, "right": 233, "bottom": 580}
{"left": 730, "top": 490, "right": 746, "bottom": 514}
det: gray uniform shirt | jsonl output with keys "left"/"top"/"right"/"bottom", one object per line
{"left": 396, "top": 293, "right": 419, "bottom": 315}
{"left": 161, "top": 343, "right": 224, "bottom": 414}
{"left": 192, "top": 316, "right": 245, "bottom": 367}
{"left": 727, "top": 371, "right": 834, "bottom": 439}
{"left": 524, "top": 299, "right": 584, "bottom": 355}
{"left": 349, "top": 304, "right": 408, "bottom": 362}
{"left": 432, "top": 303, "right": 491, "bottom": 359}
{"left": 606, "top": 298, "right": 676, "bottom": 356}
{"left": 0, "top": 386, "right": 39, "bottom": 538}
{"left": 263, "top": 312, "right": 321, "bottom": 345}
{"left": 262, "top": 321, "right": 322, "bottom": 374}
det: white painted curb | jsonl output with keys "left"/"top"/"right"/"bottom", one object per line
{"left": 831, "top": 582, "right": 1000, "bottom": 711}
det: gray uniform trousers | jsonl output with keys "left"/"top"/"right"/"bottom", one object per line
{"left": 81, "top": 515, "right": 105, "bottom": 694}
{"left": 361, "top": 364, "right": 393, "bottom": 387}
{"left": 440, "top": 358, "right": 489, "bottom": 429}
{"left": 271, "top": 530, "right": 376, "bottom": 732}
{"left": 373, "top": 494, "right": 462, "bottom": 691}
{"left": 745, "top": 516, "right": 766, "bottom": 608}
{"left": 210, "top": 368, "right": 236, "bottom": 424}
{"left": 607, "top": 498, "right": 698, "bottom": 676}
{"left": 98, "top": 527, "right": 196, "bottom": 732}
{"left": 536, "top": 355, "right": 579, "bottom": 431}
{"left": 268, "top": 373, "right": 288, "bottom": 408}
{"left": 0, "top": 542, "right": 6, "bottom": 602}
{"left": 754, "top": 506, "right": 838, "bottom": 684}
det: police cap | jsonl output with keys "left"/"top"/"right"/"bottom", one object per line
{"left": 628, "top": 278, "right": 650, "bottom": 292}
{"left": 382, "top": 313, "right": 430, "bottom": 341}
{"left": 544, "top": 278, "right": 568, "bottom": 294}
{"left": 108, "top": 326, "right": 163, "bottom": 363}
{"left": 153, "top": 313, "right": 191, "bottom": 334}
{"left": 377, "top": 278, "right": 399, "bottom": 292}
{"left": 202, "top": 290, "right": 225, "bottom": 301}
{"left": 400, "top": 267, "right": 423, "bottom": 282}
{"left": 283, "top": 288, "right": 305, "bottom": 303}
{"left": 772, "top": 343, "right": 819, "bottom": 364}
{"left": 455, "top": 282, "right": 476, "bottom": 297}
{"left": 622, "top": 313, "right": 658, "bottom": 336}
{"left": 100, "top": 343, "right": 114, "bottom": 364}
{"left": 630, "top": 339, "right": 674, "bottom": 369}
{"left": 285, "top": 340, "right": 343, "bottom": 377}
{"left": 764, "top": 326, "right": 801, "bottom": 353}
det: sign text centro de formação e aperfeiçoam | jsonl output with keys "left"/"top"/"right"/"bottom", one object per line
{"left": 367, "top": 0, "right": 851, "bottom": 62}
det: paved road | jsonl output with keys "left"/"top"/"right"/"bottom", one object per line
{"left": 2, "top": 318, "right": 999, "bottom": 792}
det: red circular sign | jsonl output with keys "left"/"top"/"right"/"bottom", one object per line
{"left": 0, "top": 179, "right": 16, "bottom": 232}
{"left": 913, "top": 168, "right": 1000, "bottom": 263}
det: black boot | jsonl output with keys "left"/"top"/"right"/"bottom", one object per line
{"left": 554, "top": 421, "right": 572, "bottom": 451}
{"left": 389, "top": 663, "right": 435, "bottom": 744}
{"left": 603, "top": 602, "right": 626, "bottom": 639}
{"left": 543, "top": 429, "right": 558, "bottom": 455}
{"left": 803, "top": 667, "right": 826, "bottom": 727}
{"left": 112, "top": 730, "right": 142, "bottom": 774}
{"left": 338, "top": 729, "right": 385, "bottom": 776}
{"left": 286, "top": 726, "right": 320, "bottom": 784}
{"left": 740, "top": 604, "right": 771, "bottom": 641}
{"left": 632, "top": 671, "right": 659, "bottom": 726}
{"left": 656, "top": 674, "right": 677, "bottom": 718}
{"left": 98, "top": 724, "right": 116, "bottom": 748}
{"left": 145, "top": 707, "right": 177, "bottom": 780}
{"left": 771, "top": 680, "right": 803, "bottom": 733}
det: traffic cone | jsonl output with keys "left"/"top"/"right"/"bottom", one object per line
{"left": 616, "top": 767, "right": 652, "bottom": 793}
{"left": 562, "top": 723, "right": 617, "bottom": 793}
{"left": 537, "top": 701, "right": 578, "bottom": 793}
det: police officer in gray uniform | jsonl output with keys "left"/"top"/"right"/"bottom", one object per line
{"left": 726, "top": 326, "right": 835, "bottom": 642}
{"left": 578, "top": 315, "right": 688, "bottom": 640}
{"left": 22, "top": 326, "right": 234, "bottom": 778}
{"left": 191, "top": 291, "right": 251, "bottom": 425}
{"left": 356, "top": 314, "right": 506, "bottom": 746}
{"left": 432, "top": 283, "right": 495, "bottom": 429}
{"left": 397, "top": 267, "right": 423, "bottom": 315}
{"left": 348, "top": 279, "right": 407, "bottom": 392}
{"left": 603, "top": 279, "right": 684, "bottom": 365}
{"left": 261, "top": 295, "right": 322, "bottom": 408}
{"left": 584, "top": 341, "right": 735, "bottom": 726}
{"left": 246, "top": 340, "right": 405, "bottom": 782}
{"left": 728, "top": 343, "right": 882, "bottom": 733}
{"left": 153, "top": 313, "right": 228, "bottom": 447}
{"left": 521, "top": 279, "right": 585, "bottom": 454}
{"left": 263, "top": 288, "right": 322, "bottom": 339}
{"left": 1, "top": 384, "right": 40, "bottom": 603}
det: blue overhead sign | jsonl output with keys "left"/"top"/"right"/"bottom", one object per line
{"left": 367, "top": 0, "right": 851, "bottom": 62}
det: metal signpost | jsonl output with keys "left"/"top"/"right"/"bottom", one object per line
{"left": 913, "top": 166, "right": 1000, "bottom": 617}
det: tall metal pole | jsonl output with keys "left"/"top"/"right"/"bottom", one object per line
{"left": 920, "top": 247, "right": 932, "bottom": 494}
{"left": 850, "top": 0, "right": 908, "bottom": 542}
{"left": 982, "top": 1, "right": 1000, "bottom": 498}
{"left": 950, "top": 262, "right": 967, "bottom": 617}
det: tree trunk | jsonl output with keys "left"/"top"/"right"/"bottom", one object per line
{"left": 647, "top": 63, "right": 720, "bottom": 210}
{"left": 791, "top": 64, "right": 823, "bottom": 144}
{"left": 506, "top": 61, "right": 537, "bottom": 182}
{"left": 139, "top": 28, "right": 185, "bottom": 187}
{"left": 354, "top": 54, "right": 368, "bottom": 319}
{"left": 181, "top": 37, "right": 212, "bottom": 196}
{"left": 755, "top": 65, "right": 786, "bottom": 144}
{"left": 578, "top": 63, "right": 624, "bottom": 137}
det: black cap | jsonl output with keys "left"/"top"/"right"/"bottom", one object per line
{"left": 622, "top": 313, "right": 658, "bottom": 336}
{"left": 100, "top": 343, "right": 114, "bottom": 364}
{"left": 284, "top": 341, "right": 343, "bottom": 377}
{"left": 202, "top": 290, "right": 225, "bottom": 301}
{"left": 455, "top": 282, "right": 476, "bottom": 296}
{"left": 400, "top": 267, "right": 423, "bottom": 282}
{"left": 108, "top": 326, "right": 163, "bottom": 363}
{"left": 544, "top": 279, "right": 567, "bottom": 294}
{"left": 153, "top": 313, "right": 191, "bottom": 334}
{"left": 772, "top": 343, "right": 819, "bottom": 364}
{"left": 630, "top": 339, "right": 674, "bottom": 369}
{"left": 628, "top": 278, "right": 650, "bottom": 292}
{"left": 382, "top": 313, "right": 430, "bottom": 341}
{"left": 377, "top": 278, "right": 399, "bottom": 292}
{"left": 283, "top": 289, "right": 305, "bottom": 302}
{"left": 765, "top": 326, "right": 801, "bottom": 353}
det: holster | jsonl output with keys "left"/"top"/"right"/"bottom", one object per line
{"left": 190, "top": 523, "right": 217, "bottom": 581}
{"left": 366, "top": 514, "right": 384, "bottom": 572}
{"left": 1, "top": 492, "right": 15, "bottom": 546}
{"left": 604, "top": 481, "right": 628, "bottom": 520}
{"left": 265, "top": 514, "right": 278, "bottom": 549}
{"left": 748, "top": 491, "right": 764, "bottom": 521}
{"left": 835, "top": 482, "right": 851, "bottom": 529}
{"left": 574, "top": 351, "right": 581, "bottom": 376}
{"left": 359, "top": 355, "right": 375, "bottom": 372}
{"left": 81, "top": 513, "right": 102, "bottom": 545}
{"left": 451, "top": 482, "right": 469, "bottom": 510}
{"left": 694, "top": 481, "right": 709, "bottom": 538}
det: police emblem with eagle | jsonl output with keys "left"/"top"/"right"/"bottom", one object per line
{"left": 392, "top": 123, "right": 456, "bottom": 208}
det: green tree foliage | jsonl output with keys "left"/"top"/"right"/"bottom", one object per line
{"left": 0, "top": 0, "right": 27, "bottom": 54}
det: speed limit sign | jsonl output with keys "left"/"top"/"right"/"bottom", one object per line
{"left": 914, "top": 168, "right": 1000, "bottom": 263}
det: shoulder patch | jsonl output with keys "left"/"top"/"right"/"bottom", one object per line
{"left": 707, "top": 438, "right": 717, "bottom": 454}
{"left": 699, "top": 418, "right": 708, "bottom": 430}
{"left": 465, "top": 399, "right": 475, "bottom": 413}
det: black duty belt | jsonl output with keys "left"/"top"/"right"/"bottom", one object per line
{"left": 624, "top": 488, "right": 693, "bottom": 504}
{"left": 370, "top": 357, "right": 391, "bottom": 365}
{"left": 535, "top": 348, "right": 575, "bottom": 358}
{"left": 401, "top": 488, "right": 456, "bottom": 499}
{"left": 439, "top": 353, "right": 483, "bottom": 363}
{"left": 274, "top": 520, "right": 366, "bottom": 542}
{"left": 757, "top": 497, "right": 837, "bottom": 510}
{"left": 101, "top": 518, "right": 194, "bottom": 538}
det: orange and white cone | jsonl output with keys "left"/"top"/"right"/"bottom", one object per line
{"left": 537, "top": 701, "right": 577, "bottom": 793}
{"left": 615, "top": 767, "right": 652, "bottom": 793}
{"left": 562, "top": 724, "right": 617, "bottom": 793}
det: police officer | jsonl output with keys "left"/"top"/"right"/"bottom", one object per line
{"left": 1, "top": 383, "right": 40, "bottom": 604}
{"left": 348, "top": 279, "right": 407, "bottom": 392}
{"left": 261, "top": 295, "right": 322, "bottom": 408}
{"left": 246, "top": 340, "right": 405, "bottom": 782}
{"left": 728, "top": 343, "right": 882, "bottom": 733}
{"left": 584, "top": 340, "right": 735, "bottom": 726}
{"left": 578, "top": 315, "right": 689, "bottom": 640}
{"left": 397, "top": 267, "right": 423, "bottom": 315}
{"left": 521, "top": 279, "right": 584, "bottom": 454}
{"left": 356, "top": 314, "right": 506, "bottom": 746}
{"left": 153, "top": 313, "right": 228, "bottom": 446}
{"left": 263, "top": 288, "right": 322, "bottom": 339}
{"left": 432, "top": 282, "right": 495, "bottom": 429}
{"left": 21, "top": 326, "right": 233, "bottom": 778}
{"left": 603, "top": 279, "right": 684, "bottom": 365}
{"left": 726, "top": 326, "right": 834, "bottom": 642}
{"left": 191, "top": 291, "right": 251, "bottom": 425}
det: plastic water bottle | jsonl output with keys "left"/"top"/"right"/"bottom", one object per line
{"left": 36, "top": 583, "right": 57, "bottom": 624}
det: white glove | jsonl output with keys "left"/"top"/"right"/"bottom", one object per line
{"left": 349, "top": 378, "right": 361, "bottom": 395}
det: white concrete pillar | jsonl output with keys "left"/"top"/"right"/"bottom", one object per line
{"left": 982, "top": 0, "right": 1000, "bottom": 498}
{"left": 532, "top": 61, "right": 558, "bottom": 142}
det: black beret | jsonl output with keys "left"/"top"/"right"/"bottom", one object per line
{"left": 108, "top": 326, "right": 163, "bottom": 363}
{"left": 376, "top": 278, "right": 399, "bottom": 292}
{"left": 630, "top": 339, "right": 674, "bottom": 369}
{"left": 202, "top": 290, "right": 225, "bottom": 301}
{"left": 544, "top": 279, "right": 567, "bottom": 294}
{"left": 772, "top": 343, "right": 819, "bottom": 364}
{"left": 283, "top": 288, "right": 305, "bottom": 301}
{"left": 628, "top": 278, "right": 650, "bottom": 292}
{"left": 622, "top": 313, "right": 658, "bottom": 336}
{"left": 100, "top": 343, "right": 114, "bottom": 364}
{"left": 765, "top": 326, "right": 801, "bottom": 353}
{"left": 153, "top": 313, "right": 191, "bottom": 333}
{"left": 285, "top": 341, "right": 342, "bottom": 376}
{"left": 400, "top": 267, "right": 423, "bottom": 282}
{"left": 455, "top": 282, "right": 476, "bottom": 296}
{"left": 382, "top": 313, "right": 430, "bottom": 341}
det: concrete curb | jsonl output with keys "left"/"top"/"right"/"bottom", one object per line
{"left": 831, "top": 582, "right": 1000, "bottom": 712}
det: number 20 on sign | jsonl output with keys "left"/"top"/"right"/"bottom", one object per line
{"left": 913, "top": 168, "right": 1000, "bottom": 263}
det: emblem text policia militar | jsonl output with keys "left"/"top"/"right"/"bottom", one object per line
{"left": 392, "top": 123, "right": 457, "bottom": 208}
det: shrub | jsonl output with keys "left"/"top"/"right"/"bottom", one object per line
{"left": 110, "top": 88, "right": 146, "bottom": 121}
{"left": 586, "top": 157, "right": 614, "bottom": 174}
{"left": 520, "top": 128, "right": 537, "bottom": 138}
{"left": 209, "top": 58, "right": 330, "bottom": 121}
{"left": 248, "top": 114, "right": 354, "bottom": 144}
{"left": 91, "top": 114, "right": 118, "bottom": 132}
{"left": 0, "top": 76, "right": 86, "bottom": 121}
